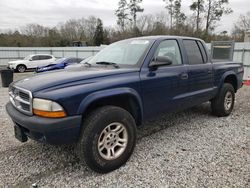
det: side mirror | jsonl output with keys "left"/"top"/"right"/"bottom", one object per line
{"left": 29, "top": 58, "right": 32, "bottom": 61}
{"left": 149, "top": 56, "right": 172, "bottom": 70}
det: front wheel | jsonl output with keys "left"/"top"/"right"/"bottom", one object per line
{"left": 211, "top": 83, "right": 235, "bottom": 117}
{"left": 77, "top": 106, "right": 137, "bottom": 173}
{"left": 16, "top": 65, "right": 26, "bottom": 73}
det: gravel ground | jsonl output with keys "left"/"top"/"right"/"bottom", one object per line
{"left": 0, "top": 72, "right": 249, "bottom": 188}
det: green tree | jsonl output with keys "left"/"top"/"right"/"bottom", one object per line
{"left": 173, "top": 0, "right": 186, "bottom": 29}
{"left": 115, "top": 0, "right": 130, "bottom": 31}
{"left": 190, "top": 0, "right": 204, "bottom": 32}
{"left": 164, "top": 0, "right": 185, "bottom": 31}
{"left": 163, "top": 0, "right": 174, "bottom": 30}
{"left": 93, "top": 18, "right": 104, "bottom": 46}
{"left": 129, "top": 0, "right": 144, "bottom": 28}
{"left": 204, "top": 0, "right": 233, "bottom": 34}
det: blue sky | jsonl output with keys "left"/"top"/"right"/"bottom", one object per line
{"left": 0, "top": 0, "right": 249, "bottom": 33}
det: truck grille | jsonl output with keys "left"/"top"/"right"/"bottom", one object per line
{"left": 9, "top": 86, "right": 33, "bottom": 115}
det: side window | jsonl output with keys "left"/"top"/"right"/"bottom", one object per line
{"left": 39, "top": 55, "right": 52, "bottom": 60}
{"left": 32, "top": 55, "right": 39, "bottom": 61}
{"left": 183, "top": 40, "right": 204, "bottom": 64}
{"left": 68, "top": 58, "right": 76, "bottom": 63}
{"left": 38, "top": 56, "right": 45, "bottom": 60}
{"left": 154, "top": 40, "right": 182, "bottom": 65}
{"left": 76, "top": 58, "right": 82, "bottom": 63}
{"left": 197, "top": 41, "right": 208, "bottom": 63}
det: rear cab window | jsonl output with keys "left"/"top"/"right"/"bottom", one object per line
{"left": 197, "top": 41, "right": 208, "bottom": 63}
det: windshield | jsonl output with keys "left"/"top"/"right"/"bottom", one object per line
{"left": 88, "top": 39, "right": 152, "bottom": 66}
{"left": 23, "top": 55, "right": 32, "bottom": 60}
{"left": 80, "top": 56, "right": 93, "bottom": 64}
{"left": 55, "top": 58, "right": 66, "bottom": 64}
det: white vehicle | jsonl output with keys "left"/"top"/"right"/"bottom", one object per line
{"left": 8, "top": 54, "right": 56, "bottom": 73}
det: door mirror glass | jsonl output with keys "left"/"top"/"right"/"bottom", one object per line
{"left": 149, "top": 56, "right": 172, "bottom": 68}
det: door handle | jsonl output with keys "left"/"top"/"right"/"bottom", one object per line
{"left": 180, "top": 73, "right": 188, "bottom": 80}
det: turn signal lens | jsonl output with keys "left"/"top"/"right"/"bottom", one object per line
{"left": 33, "top": 109, "right": 66, "bottom": 118}
{"left": 33, "top": 98, "right": 67, "bottom": 118}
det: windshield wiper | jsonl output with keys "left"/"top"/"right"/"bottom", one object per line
{"left": 96, "top": 61, "right": 119, "bottom": 68}
{"left": 83, "top": 62, "right": 91, "bottom": 67}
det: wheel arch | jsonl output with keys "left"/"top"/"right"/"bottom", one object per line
{"left": 77, "top": 88, "right": 143, "bottom": 126}
{"left": 221, "top": 72, "right": 238, "bottom": 92}
{"left": 16, "top": 64, "right": 27, "bottom": 70}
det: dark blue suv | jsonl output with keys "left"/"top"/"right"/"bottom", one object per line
{"left": 6, "top": 36, "right": 244, "bottom": 173}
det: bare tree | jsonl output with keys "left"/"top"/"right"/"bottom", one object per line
{"left": 237, "top": 11, "right": 250, "bottom": 31}
{"left": 21, "top": 24, "right": 49, "bottom": 37}
{"left": 136, "top": 13, "right": 169, "bottom": 35}
{"left": 232, "top": 11, "right": 250, "bottom": 41}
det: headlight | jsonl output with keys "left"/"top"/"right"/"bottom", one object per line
{"left": 33, "top": 98, "right": 66, "bottom": 118}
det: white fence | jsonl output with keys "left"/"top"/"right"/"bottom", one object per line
{"left": 0, "top": 46, "right": 105, "bottom": 65}
{"left": 232, "top": 43, "right": 250, "bottom": 80}
{"left": 0, "top": 42, "right": 249, "bottom": 80}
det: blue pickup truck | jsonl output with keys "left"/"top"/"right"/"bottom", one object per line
{"left": 6, "top": 36, "right": 244, "bottom": 173}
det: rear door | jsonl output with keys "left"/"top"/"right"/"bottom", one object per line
{"left": 182, "top": 39, "right": 214, "bottom": 104}
{"left": 39, "top": 55, "right": 53, "bottom": 66}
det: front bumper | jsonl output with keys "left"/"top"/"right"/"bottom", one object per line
{"left": 6, "top": 102, "right": 82, "bottom": 144}
{"left": 7, "top": 65, "right": 15, "bottom": 70}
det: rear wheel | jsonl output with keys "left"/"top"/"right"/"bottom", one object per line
{"left": 77, "top": 106, "right": 137, "bottom": 173}
{"left": 16, "top": 65, "right": 26, "bottom": 73}
{"left": 211, "top": 83, "right": 235, "bottom": 117}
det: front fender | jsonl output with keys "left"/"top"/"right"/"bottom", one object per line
{"left": 77, "top": 87, "right": 143, "bottom": 118}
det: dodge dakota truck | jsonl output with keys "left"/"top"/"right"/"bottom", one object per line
{"left": 6, "top": 36, "right": 244, "bottom": 173}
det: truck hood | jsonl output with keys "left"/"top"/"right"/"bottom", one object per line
{"left": 13, "top": 67, "right": 139, "bottom": 92}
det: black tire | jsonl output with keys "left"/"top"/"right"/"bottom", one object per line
{"left": 16, "top": 65, "right": 26, "bottom": 73}
{"left": 77, "top": 106, "right": 137, "bottom": 173}
{"left": 211, "top": 83, "right": 235, "bottom": 117}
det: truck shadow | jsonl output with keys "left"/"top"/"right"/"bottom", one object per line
{"left": 138, "top": 102, "right": 212, "bottom": 140}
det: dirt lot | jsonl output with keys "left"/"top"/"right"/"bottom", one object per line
{"left": 0, "top": 72, "right": 249, "bottom": 187}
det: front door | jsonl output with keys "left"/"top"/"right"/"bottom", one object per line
{"left": 140, "top": 39, "right": 189, "bottom": 118}
{"left": 26, "top": 55, "right": 40, "bottom": 69}
{"left": 39, "top": 55, "right": 53, "bottom": 66}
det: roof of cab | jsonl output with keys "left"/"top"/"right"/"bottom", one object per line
{"left": 127, "top": 35, "right": 203, "bottom": 41}
{"left": 30, "top": 54, "right": 54, "bottom": 56}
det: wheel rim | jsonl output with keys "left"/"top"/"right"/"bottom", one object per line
{"left": 18, "top": 66, "right": 25, "bottom": 72}
{"left": 98, "top": 122, "right": 128, "bottom": 160}
{"left": 224, "top": 91, "right": 233, "bottom": 111}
